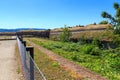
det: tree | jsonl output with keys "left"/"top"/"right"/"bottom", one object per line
{"left": 101, "top": 2, "right": 120, "bottom": 34}
{"left": 101, "top": 2, "right": 120, "bottom": 26}
{"left": 101, "top": 11, "right": 116, "bottom": 25}
{"left": 114, "top": 2, "right": 119, "bottom": 9}
{"left": 93, "top": 22, "right": 96, "bottom": 25}
{"left": 60, "top": 25, "right": 72, "bottom": 42}
{"left": 99, "top": 20, "right": 108, "bottom": 24}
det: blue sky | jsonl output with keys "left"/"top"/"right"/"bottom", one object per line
{"left": 0, "top": 0, "right": 120, "bottom": 29}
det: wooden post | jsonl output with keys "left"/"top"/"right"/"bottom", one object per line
{"left": 22, "top": 41, "right": 26, "bottom": 47}
{"left": 26, "top": 46, "right": 34, "bottom": 80}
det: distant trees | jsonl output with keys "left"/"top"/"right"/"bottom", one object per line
{"left": 99, "top": 20, "right": 108, "bottom": 24}
{"left": 60, "top": 25, "right": 72, "bottom": 42}
{"left": 93, "top": 22, "right": 97, "bottom": 25}
{"left": 76, "top": 25, "right": 84, "bottom": 27}
{"left": 101, "top": 2, "right": 120, "bottom": 34}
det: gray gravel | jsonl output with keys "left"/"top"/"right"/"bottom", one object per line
{"left": 0, "top": 40, "right": 20, "bottom": 80}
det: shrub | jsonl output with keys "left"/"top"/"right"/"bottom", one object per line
{"left": 92, "top": 37, "right": 100, "bottom": 46}
{"left": 81, "top": 45, "right": 101, "bottom": 56}
{"left": 90, "top": 47, "right": 101, "bottom": 56}
{"left": 78, "top": 35, "right": 86, "bottom": 45}
{"left": 112, "top": 34, "right": 120, "bottom": 47}
{"left": 60, "top": 26, "right": 72, "bottom": 42}
{"left": 114, "top": 25, "right": 120, "bottom": 34}
{"left": 50, "top": 36, "right": 58, "bottom": 41}
{"left": 72, "top": 55, "right": 86, "bottom": 62}
{"left": 109, "top": 55, "right": 120, "bottom": 72}
{"left": 62, "top": 45, "right": 70, "bottom": 51}
{"left": 82, "top": 45, "right": 94, "bottom": 54}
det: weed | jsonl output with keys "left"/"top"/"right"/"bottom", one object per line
{"left": 29, "top": 38, "right": 120, "bottom": 80}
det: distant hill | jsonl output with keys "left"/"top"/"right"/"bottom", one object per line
{"left": 0, "top": 28, "right": 46, "bottom": 32}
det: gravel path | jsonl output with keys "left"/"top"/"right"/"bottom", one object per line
{"left": 27, "top": 39, "right": 108, "bottom": 80}
{"left": 0, "top": 40, "right": 21, "bottom": 80}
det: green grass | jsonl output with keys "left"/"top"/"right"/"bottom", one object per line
{"left": 28, "top": 38, "right": 120, "bottom": 80}
{"left": 27, "top": 42, "right": 78, "bottom": 80}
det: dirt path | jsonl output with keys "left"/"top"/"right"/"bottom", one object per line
{"left": 0, "top": 40, "right": 22, "bottom": 80}
{"left": 27, "top": 39, "right": 108, "bottom": 80}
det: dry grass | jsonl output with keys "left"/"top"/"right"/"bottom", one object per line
{"left": 71, "top": 30, "right": 106, "bottom": 39}
{"left": 50, "top": 24, "right": 113, "bottom": 40}
{"left": 50, "top": 29, "right": 114, "bottom": 41}
{"left": 52, "top": 24, "right": 111, "bottom": 31}
{"left": 72, "top": 29, "right": 114, "bottom": 40}
{"left": 15, "top": 43, "right": 25, "bottom": 80}
{"left": 0, "top": 36, "right": 11, "bottom": 39}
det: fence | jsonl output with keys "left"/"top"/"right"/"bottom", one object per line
{"left": 17, "top": 36, "right": 46, "bottom": 80}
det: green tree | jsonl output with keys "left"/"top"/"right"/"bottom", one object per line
{"left": 60, "top": 25, "right": 72, "bottom": 42}
{"left": 99, "top": 20, "right": 108, "bottom": 24}
{"left": 101, "top": 2, "right": 120, "bottom": 34}
{"left": 101, "top": 2, "right": 120, "bottom": 25}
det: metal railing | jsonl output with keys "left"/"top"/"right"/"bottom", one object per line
{"left": 17, "top": 36, "right": 46, "bottom": 80}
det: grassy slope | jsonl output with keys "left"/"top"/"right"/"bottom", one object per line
{"left": 27, "top": 41, "right": 77, "bottom": 80}
{"left": 51, "top": 24, "right": 113, "bottom": 40}
{"left": 28, "top": 38, "right": 120, "bottom": 80}
{"left": 50, "top": 29, "right": 114, "bottom": 41}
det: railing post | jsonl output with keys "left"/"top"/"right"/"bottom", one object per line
{"left": 22, "top": 41, "right": 26, "bottom": 47}
{"left": 26, "top": 46, "right": 34, "bottom": 80}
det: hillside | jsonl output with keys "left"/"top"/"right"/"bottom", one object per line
{"left": 50, "top": 24, "right": 113, "bottom": 41}
{"left": 0, "top": 28, "right": 46, "bottom": 32}
{"left": 52, "top": 24, "right": 112, "bottom": 32}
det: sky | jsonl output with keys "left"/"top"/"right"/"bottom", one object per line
{"left": 0, "top": 0, "right": 120, "bottom": 29}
